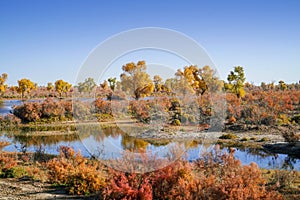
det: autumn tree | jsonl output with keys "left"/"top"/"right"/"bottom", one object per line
{"left": 47, "top": 82, "right": 54, "bottom": 91}
{"left": 99, "top": 78, "right": 118, "bottom": 100}
{"left": 199, "top": 65, "right": 223, "bottom": 92}
{"left": 100, "top": 80, "right": 109, "bottom": 91}
{"left": 120, "top": 61, "right": 153, "bottom": 100}
{"left": 0, "top": 73, "right": 8, "bottom": 97}
{"left": 77, "top": 77, "right": 97, "bottom": 94}
{"left": 17, "top": 78, "right": 36, "bottom": 99}
{"left": 165, "top": 75, "right": 193, "bottom": 96}
{"left": 153, "top": 75, "right": 163, "bottom": 92}
{"left": 226, "top": 66, "right": 246, "bottom": 98}
{"left": 170, "top": 65, "right": 221, "bottom": 96}
{"left": 55, "top": 80, "right": 72, "bottom": 98}
{"left": 134, "top": 83, "right": 154, "bottom": 100}
{"left": 9, "top": 86, "right": 18, "bottom": 96}
{"left": 182, "top": 65, "right": 208, "bottom": 96}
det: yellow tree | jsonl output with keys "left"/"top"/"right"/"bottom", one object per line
{"left": 165, "top": 77, "right": 191, "bottom": 96}
{"left": 55, "top": 79, "right": 72, "bottom": 97}
{"left": 153, "top": 75, "right": 163, "bottom": 93}
{"left": 100, "top": 80, "right": 109, "bottom": 91}
{"left": 0, "top": 73, "right": 8, "bottom": 97}
{"left": 17, "top": 78, "right": 36, "bottom": 99}
{"left": 47, "top": 82, "right": 54, "bottom": 92}
{"left": 120, "top": 61, "right": 153, "bottom": 100}
{"left": 134, "top": 83, "right": 154, "bottom": 100}
{"left": 199, "top": 65, "right": 224, "bottom": 92}
{"left": 183, "top": 65, "right": 208, "bottom": 96}
{"left": 9, "top": 86, "right": 18, "bottom": 95}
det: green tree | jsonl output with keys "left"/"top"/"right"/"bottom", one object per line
{"left": 107, "top": 77, "right": 117, "bottom": 91}
{"left": 278, "top": 80, "right": 287, "bottom": 91}
{"left": 99, "top": 78, "right": 118, "bottom": 100}
{"left": 0, "top": 73, "right": 8, "bottom": 97}
{"left": 120, "top": 61, "right": 153, "bottom": 100}
{"left": 55, "top": 80, "right": 72, "bottom": 97}
{"left": 226, "top": 66, "right": 246, "bottom": 98}
{"left": 77, "top": 77, "right": 97, "bottom": 94}
{"left": 17, "top": 78, "right": 36, "bottom": 99}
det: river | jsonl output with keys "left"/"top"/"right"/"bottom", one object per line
{"left": 1, "top": 100, "right": 299, "bottom": 170}
{"left": 0, "top": 126, "right": 299, "bottom": 171}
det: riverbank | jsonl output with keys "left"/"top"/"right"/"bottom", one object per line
{"left": 1, "top": 119, "right": 299, "bottom": 159}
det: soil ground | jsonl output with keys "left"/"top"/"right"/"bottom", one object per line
{"left": 0, "top": 178, "right": 98, "bottom": 200}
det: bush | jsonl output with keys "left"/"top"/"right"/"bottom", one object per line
{"left": 0, "top": 166, "right": 27, "bottom": 178}
{"left": 103, "top": 169, "right": 153, "bottom": 200}
{"left": 282, "top": 130, "right": 300, "bottom": 145}
{"left": 13, "top": 98, "right": 75, "bottom": 123}
{"left": 47, "top": 146, "right": 106, "bottom": 195}
{"left": 129, "top": 100, "right": 151, "bottom": 123}
{"left": 0, "top": 153, "right": 17, "bottom": 177}
{"left": 13, "top": 102, "right": 42, "bottom": 122}
{"left": 190, "top": 148, "right": 283, "bottom": 200}
{"left": 219, "top": 133, "right": 238, "bottom": 139}
{"left": 291, "top": 114, "right": 300, "bottom": 124}
{"left": 93, "top": 98, "right": 112, "bottom": 115}
{"left": 0, "top": 114, "right": 21, "bottom": 129}
{"left": 41, "top": 98, "right": 65, "bottom": 119}
{"left": 258, "top": 137, "right": 269, "bottom": 142}
{"left": 102, "top": 146, "right": 282, "bottom": 200}
{"left": 240, "top": 137, "right": 249, "bottom": 141}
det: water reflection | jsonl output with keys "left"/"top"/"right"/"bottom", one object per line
{"left": 0, "top": 126, "right": 299, "bottom": 170}
{"left": 0, "top": 100, "right": 22, "bottom": 115}
{"left": 0, "top": 99, "right": 42, "bottom": 116}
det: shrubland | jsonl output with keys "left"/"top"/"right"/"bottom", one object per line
{"left": 0, "top": 144, "right": 291, "bottom": 199}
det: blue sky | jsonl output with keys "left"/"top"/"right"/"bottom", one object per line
{"left": 0, "top": 0, "right": 299, "bottom": 86}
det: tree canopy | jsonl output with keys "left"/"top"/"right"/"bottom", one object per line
{"left": 0, "top": 73, "right": 8, "bottom": 97}
{"left": 120, "top": 61, "right": 153, "bottom": 100}
{"left": 226, "top": 66, "right": 246, "bottom": 98}
{"left": 77, "top": 77, "right": 97, "bottom": 94}
{"left": 17, "top": 78, "right": 36, "bottom": 99}
{"left": 55, "top": 79, "right": 72, "bottom": 97}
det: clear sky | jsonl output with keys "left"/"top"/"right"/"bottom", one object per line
{"left": 1, "top": 0, "right": 299, "bottom": 86}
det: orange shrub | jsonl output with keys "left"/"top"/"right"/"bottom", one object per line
{"left": 0, "top": 153, "right": 17, "bottom": 177}
{"left": 47, "top": 146, "right": 106, "bottom": 195}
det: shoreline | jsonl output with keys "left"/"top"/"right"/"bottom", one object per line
{"left": 1, "top": 119, "right": 298, "bottom": 141}
{"left": 1, "top": 120, "right": 299, "bottom": 157}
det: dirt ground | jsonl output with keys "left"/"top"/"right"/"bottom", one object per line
{"left": 0, "top": 178, "right": 97, "bottom": 200}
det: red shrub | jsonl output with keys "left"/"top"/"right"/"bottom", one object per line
{"left": 103, "top": 170, "right": 153, "bottom": 200}
{"left": 47, "top": 146, "right": 106, "bottom": 195}
{"left": 13, "top": 102, "right": 42, "bottom": 122}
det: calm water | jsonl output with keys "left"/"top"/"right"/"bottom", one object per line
{"left": 1, "top": 125, "right": 299, "bottom": 171}
{"left": 0, "top": 100, "right": 23, "bottom": 115}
